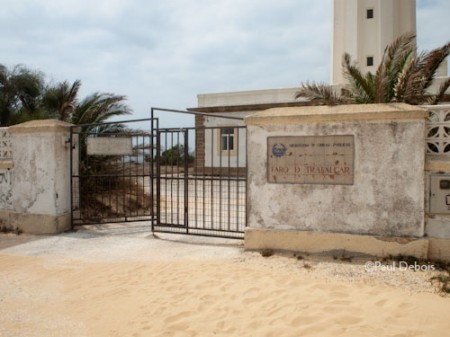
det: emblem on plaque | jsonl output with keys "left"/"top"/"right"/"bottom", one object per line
{"left": 272, "top": 143, "right": 287, "bottom": 158}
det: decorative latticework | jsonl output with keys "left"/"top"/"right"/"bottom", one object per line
{"left": 425, "top": 105, "right": 450, "bottom": 155}
{"left": 0, "top": 128, "right": 12, "bottom": 160}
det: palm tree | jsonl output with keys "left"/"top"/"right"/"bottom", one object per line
{"left": 296, "top": 33, "right": 450, "bottom": 105}
{"left": 1, "top": 64, "right": 133, "bottom": 127}
{"left": 43, "top": 79, "right": 81, "bottom": 121}
{"left": 70, "top": 92, "right": 131, "bottom": 125}
{"left": 42, "top": 79, "right": 132, "bottom": 127}
{"left": 71, "top": 92, "right": 133, "bottom": 162}
{"left": 0, "top": 64, "right": 47, "bottom": 126}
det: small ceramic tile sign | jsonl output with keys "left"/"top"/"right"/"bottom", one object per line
{"left": 267, "top": 135, "right": 354, "bottom": 185}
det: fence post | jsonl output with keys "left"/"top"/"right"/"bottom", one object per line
{"left": 6, "top": 119, "right": 72, "bottom": 234}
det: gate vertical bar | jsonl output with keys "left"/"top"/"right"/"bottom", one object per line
{"left": 69, "top": 127, "right": 74, "bottom": 230}
{"left": 156, "top": 124, "right": 161, "bottom": 228}
{"left": 150, "top": 109, "right": 155, "bottom": 232}
{"left": 184, "top": 129, "right": 189, "bottom": 232}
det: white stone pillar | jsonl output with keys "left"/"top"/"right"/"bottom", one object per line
{"left": 244, "top": 103, "right": 429, "bottom": 258}
{"left": 7, "top": 119, "right": 72, "bottom": 234}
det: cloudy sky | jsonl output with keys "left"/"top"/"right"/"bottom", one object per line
{"left": 1, "top": 0, "right": 449, "bottom": 123}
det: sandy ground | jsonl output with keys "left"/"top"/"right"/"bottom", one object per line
{"left": 1, "top": 224, "right": 449, "bottom": 337}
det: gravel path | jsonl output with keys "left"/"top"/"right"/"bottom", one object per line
{"left": 0, "top": 223, "right": 244, "bottom": 262}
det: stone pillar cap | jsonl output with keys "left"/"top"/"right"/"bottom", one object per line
{"left": 245, "top": 103, "right": 428, "bottom": 125}
{"left": 8, "top": 119, "right": 73, "bottom": 134}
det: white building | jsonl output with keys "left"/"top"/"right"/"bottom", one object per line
{"left": 331, "top": 0, "right": 447, "bottom": 87}
{"left": 190, "top": 89, "right": 307, "bottom": 174}
{"left": 331, "top": 0, "right": 416, "bottom": 86}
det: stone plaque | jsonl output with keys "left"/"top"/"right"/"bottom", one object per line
{"left": 267, "top": 135, "right": 354, "bottom": 185}
{"left": 87, "top": 137, "right": 133, "bottom": 156}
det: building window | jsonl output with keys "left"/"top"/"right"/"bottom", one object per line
{"left": 367, "top": 8, "right": 374, "bottom": 19}
{"left": 221, "top": 127, "right": 234, "bottom": 151}
{"left": 367, "top": 56, "right": 374, "bottom": 67}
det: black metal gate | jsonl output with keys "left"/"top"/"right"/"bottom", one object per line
{"left": 151, "top": 108, "right": 247, "bottom": 239}
{"left": 70, "top": 119, "right": 155, "bottom": 226}
{"left": 70, "top": 108, "right": 247, "bottom": 239}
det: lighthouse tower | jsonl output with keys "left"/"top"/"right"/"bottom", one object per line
{"left": 331, "top": 0, "right": 416, "bottom": 86}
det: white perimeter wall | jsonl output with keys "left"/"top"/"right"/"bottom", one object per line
{"left": 245, "top": 103, "right": 427, "bottom": 237}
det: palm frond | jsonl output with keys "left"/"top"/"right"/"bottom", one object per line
{"left": 43, "top": 79, "right": 82, "bottom": 120}
{"left": 342, "top": 53, "right": 374, "bottom": 103}
{"left": 415, "top": 41, "right": 450, "bottom": 95}
{"left": 375, "top": 33, "right": 416, "bottom": 102}
{"left": 427, "top": 77, "right": 450, "bottom": 105}
{"left": 0, "top": 64, "right": 8, "bottom": 85}
{"left": 72, "top": 92, "right": 132, "bottom": 126}
{"left": 403, "top": 54, "right": 431, "bottom": 104}
{"left": 393, "top": 54, "right": 420, "bottom": 102}
{"left": 60, "top": 79, "right": 81, "bottom": 121}
{"left": 297, "top": 32, "right": 449, "bottom": 106}
{"left": 295, "top": 82, "right": 348, "bottom": 105}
